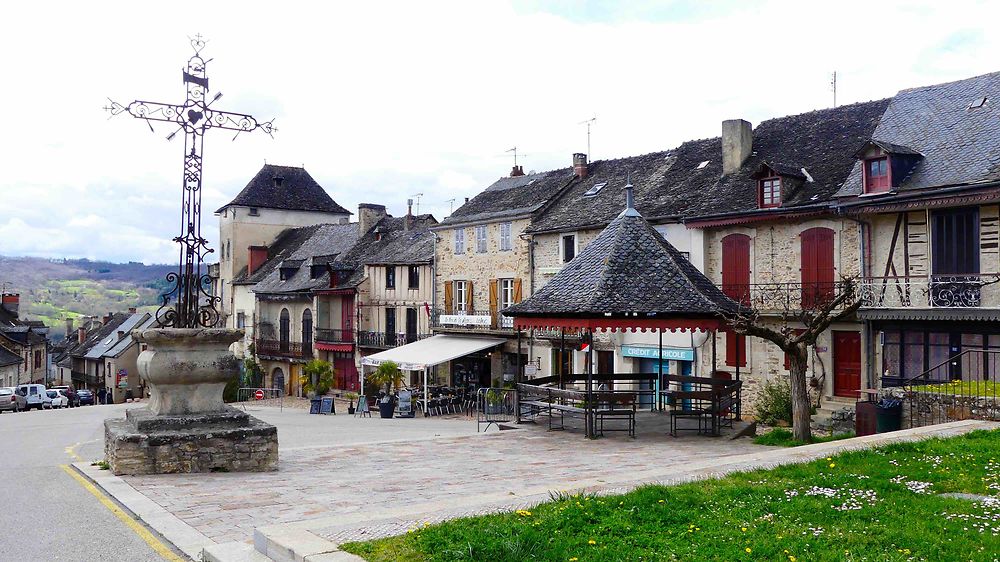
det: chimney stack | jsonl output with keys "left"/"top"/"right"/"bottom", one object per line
{"left": 1, "top": 293, "right": 19, "bottom": 317}
{"left": 510, "top": 165, "right": 525, "bottom": 177}
{"left": 722, "top": 119, "right": 753, "bottom": 175}
{"left": 102, "top": 313, "right": 113, "bottom": 325}
{"left": 248, "top": 245, "right": 269, "bottom": 275}
{"left": 128, "top": 307, "right": 137, "bottom": 314}
{"left": 358, "top": 203, "right": 388, "bottom": 235}
{"left": 573, "top": 153, "right": 588, "bottom": 178}
{"left": 405, "top": 199, "right": 413, "bottom": 231}
{"left": 78, "top": 327, "right": 86, "bottom": 344}
{"left": 65, "top": 317, "right": 73, "bottom": 340}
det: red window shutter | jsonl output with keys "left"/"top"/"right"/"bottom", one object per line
{"left": 721, "top": 234, "right": 751, "bottom": 305}
{"left": 725, "top": 330, "right": 747, "bottom": 367}
{"left": 800, "top": 227, "right": 835, "bottom": 307}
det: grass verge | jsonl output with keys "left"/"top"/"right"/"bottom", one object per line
{"left": 753, "top": 427, "right": 855, "bottom": 447}
{"left": 343, "top": 429, "right": 1000, "bottom": 561}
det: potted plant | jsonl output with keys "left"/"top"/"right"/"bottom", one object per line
{"left": 345, "top": 392, "right": 358, "bottom": 415}
{"left": 485, "top": 388, "right": 505, "bottom": 415}
{"left": 369, "top": 361, "right": 405, "bottom": 419}
{"left": 300, "top": 359, "right": 334, "bottom": 399}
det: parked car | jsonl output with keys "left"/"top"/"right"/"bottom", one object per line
{"left": 15, "top": 384, "right": 48, "bottom": 411}
{"left": 50, "top": 386, "right": 79, "bottom": 407}
{"left": 77, "top": 389, "right": 94, "bottom": 406}
{"left": 0, "top": 387, "right": 26, "bottom": 413}
{"left": 46, "top": 389, "right": 69, "bottom": 409}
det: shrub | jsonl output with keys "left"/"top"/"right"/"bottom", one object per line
{"left": 755, "top": 377, "right": 793, "bottom": 426}
{"left": 300, "top": 360, "right": 335, "bottom": 396}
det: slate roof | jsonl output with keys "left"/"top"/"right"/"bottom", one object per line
{"left": 249, "top": 223, "right": 361, "bottom": 295}
{"left": 438, "top": 168, "right": 574, "bottom": 227}
{"left": 66, "top": 313, "right": 130, "bottom": 359}
{"left": 0, "top": 346, "right": 20, "bottom": 367}
{"left": 836, "top": 71, "right": 1000, "bottom": 197}
{"left": 505, "top": 198, "right": 737, "bottom": 319}
{"left": 104, "top": 315, "right": 156, "bottom": 359}
{"left": 215, "top": 164, "right": 351, "bottom": 215}
{"left": 328, "top": 214, "right": 438, "bottom": 290}
{"left": 84, "top": 313, "right": 150, "bottom": 360}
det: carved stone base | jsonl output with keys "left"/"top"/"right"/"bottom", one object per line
{"left": 105, "top": 405, "right": 278, "bottom": 475}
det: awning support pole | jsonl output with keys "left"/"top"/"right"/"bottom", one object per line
{"left": 586, "top": 329, "right": 594, "bottom": 439}
{"left": 711, "top": 329, "right": 717, "bottom": 376}
{"left": 423, "top": 366, "right": 429, "bottom": 415}
{"left": 515, "top": 329, "right": 522, "bottom": 424}
{"left": 658, "top": 328, "right": 663, "bottom": 412}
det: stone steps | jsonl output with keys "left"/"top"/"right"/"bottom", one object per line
{"left": 811, "top": 398, "right": 857, "bottom": 432}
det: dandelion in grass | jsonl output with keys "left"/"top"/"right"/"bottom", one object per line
{"left": 588, "top": 539, "right": 596, "bottom": 545}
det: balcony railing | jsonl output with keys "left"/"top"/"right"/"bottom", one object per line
{"left": 315, "top": 328, "right": 353, "bottom": 344}
{"left": 430, "top": 309, "right": 514, "bottom": 332}
{"left": 256, "top": 339, "right": 313, "bottom": 360}
{"left": 859, "top": 275, "right": 1000, "bottom": 309}
{"left": 723, "top": 282, "right": 850, "bottom": 312}
{"left": 357, "top": 331, "right": 432, "bottom": 348}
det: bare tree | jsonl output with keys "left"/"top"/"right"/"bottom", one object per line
{"left": 722, "top": 278, "right": 862, "bottom": 442}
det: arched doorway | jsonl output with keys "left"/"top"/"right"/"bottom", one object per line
{"left": 302, "top": 309, "right": 313, "bottom": 355}
{"left": 279, "top": 308, "right": 290, "bottom": 352}
{"left": 272, "top": 367, "right": 285, "bottom": 394}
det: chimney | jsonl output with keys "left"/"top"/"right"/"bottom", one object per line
{"left": 510, "top": 165, "right": 525, "bottom": 177}
{"left": 65, "top": 317, "right": 73, "bottom": 340}
{"left": 248, "top": 245, "right": 269, "bottom": 275}
{"left": 117, "top": 330, "right": 125, "bottom": 340}
{"left": 722, "top": 119, "right": 753, "bottom": 175}
{"left": 358, "top": 203, "right": 388, "bottom": 235}
{"left": 128, "top": 307, "right": 137, "bottom": 314}
{"left": 78, "top": 327, "right": 86, "bottom": 344}
{"left": 573, "top": 153, "right": 589, "bottom": 178}
{"left": 102, "top": 313, "right": 112, "bottom": 325}
{"left": 405, "top": 199, "right": 413, "bottom": 232}
{"left": 1, "top": 293, "right": 19, "bottom": 317}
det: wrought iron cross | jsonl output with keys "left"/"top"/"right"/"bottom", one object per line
{"left": 106, "top": 35, "right": 274, "bottom": 329}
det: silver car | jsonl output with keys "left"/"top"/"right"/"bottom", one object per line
{"left": 0, "top": 387, "right": 26, "bottom": 413}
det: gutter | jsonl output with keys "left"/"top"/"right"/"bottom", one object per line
{"left": 835, "top": 180, "right": 1000, "bottom": 212}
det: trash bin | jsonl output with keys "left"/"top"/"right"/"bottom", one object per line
{"left": 875, "top": 399, "right": 902, "bottom": 433}
{"left": 855, "top": 401, "right": 877, "bottom": 436}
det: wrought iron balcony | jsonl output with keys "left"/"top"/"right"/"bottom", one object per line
{"left": 357, "top": 331, "right": 432, "bottom": 348}
{"left": 255, "top": 339, "right": 313, "bottom": 360}
{"left": 723, "top": 282, "right": 850, "bottom": 312}
{"left": 430, "top": 309, "right": 514, "bottom": 332}
{"left": 315, "top": 328, "right": 353, "bottom": 344}
{"left": 858, "top": 275, "right": 1000, "bottom": 309}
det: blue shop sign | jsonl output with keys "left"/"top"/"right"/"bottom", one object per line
{"left": 621, "top": 345, "right": 694, "bottom": 362}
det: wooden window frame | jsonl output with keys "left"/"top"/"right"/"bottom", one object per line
{"left": 499, "top": 278, "right": 515, "bottom": 310}
{"left": 758, "top": 176, "right": 782, "bottom": 208}
{"left": 863, "top": 156, "right": 891, "bottom": 194}
{"left": 455, "top": 280, "right": 469, "bottom": 312}
{"left": 407, "top": 265, "right": 419, "bottom": 290}
{"left": 561, "top": 233, "right": 577, "bottom": 263}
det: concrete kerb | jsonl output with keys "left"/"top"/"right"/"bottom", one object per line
{"left": 256, "top": 419, "right": 999, "bottom": 555}
{"left": 71, "top": 461, "right": 215, "bottom": 561}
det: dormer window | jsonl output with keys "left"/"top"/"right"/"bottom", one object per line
{"left": 864, "top": 157, "right": 890, "bottom": 193}
{"left": 758, "top": 177, "right": 781, "bottom": 208}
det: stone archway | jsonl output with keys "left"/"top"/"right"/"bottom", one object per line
{"left": 272, "top": 367, "right": 285, "bottom": 394}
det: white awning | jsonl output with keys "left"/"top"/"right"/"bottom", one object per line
{"left": 360, "top": 334, "right": 506, "bottom": 371}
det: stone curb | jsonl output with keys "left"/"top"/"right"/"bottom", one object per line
{"left": 253, "top": 526, "right": 363, "bottom": 562}
{"left": 71, "top": 461, "right": 215, "bottom": 561}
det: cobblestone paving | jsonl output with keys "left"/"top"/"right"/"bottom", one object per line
{"left": 121, "top": 412, "right": 760, "bottom": 545}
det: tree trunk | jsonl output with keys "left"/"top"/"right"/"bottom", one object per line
{"left": 787, "top": 344, "right": 813, "bottom": 442}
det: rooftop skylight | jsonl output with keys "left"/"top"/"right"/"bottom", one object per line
{"left": 697, "top": 161, "right": 709, "bottom": 169}
{"left": 583, "top": 182, "right": 608, "bottom": 197}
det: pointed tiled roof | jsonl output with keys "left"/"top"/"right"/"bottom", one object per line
{"left": 216, "top": 164, "right": 351, "bottom": 215}
{"left": 505, "top": 192, "right": 737, "bottom": 321}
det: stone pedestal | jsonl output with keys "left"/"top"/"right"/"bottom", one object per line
{"left": 104, "top": 327, "right": 278, "bottom": 475}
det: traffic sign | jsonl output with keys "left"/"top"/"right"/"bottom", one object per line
{"left": 254, "top": 389, "right": 264, "bottom": 400}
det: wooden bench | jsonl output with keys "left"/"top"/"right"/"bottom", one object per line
{"left": 666, "top": 381, "right": 742, "bottom": 436}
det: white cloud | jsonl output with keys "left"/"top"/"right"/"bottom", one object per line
{"left": 2, "top": 0, "right": 999, "bottom": 263}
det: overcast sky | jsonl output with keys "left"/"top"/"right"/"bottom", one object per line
{"left": 1, "top": 0, "right": 998, "bottom": 264}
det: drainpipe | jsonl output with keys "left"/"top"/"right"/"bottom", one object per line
{"left": 840, "top": 212, "right": 875, "bottom": 389}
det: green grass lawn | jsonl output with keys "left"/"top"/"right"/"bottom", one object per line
{"left": 753, "top": 427, "right": 855, "bottom": 447}
{"left": 343, "top": 429, "right": 1000, "bottom": 561}
{"left": 910, "top": 380, "right": 1000, "bottom": 397}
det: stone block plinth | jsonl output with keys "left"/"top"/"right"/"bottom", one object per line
{"left": 105, "top": 405, "right": 278, "bottom": 475}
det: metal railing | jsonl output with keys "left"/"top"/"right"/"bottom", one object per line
{"left": 859, "top": 274, "right": 1000, "bottom": 309}
{"left": 431, "top": 308, "right": 514, "bottom": 332}
{"left": 315, "top": 328, "right": 353, "bottom": 343}
{"left": 883, "top": 349, "right": 1000, "bottom": 427}
{"left": 723, "top": 282, "right": 851, "bottom": 312}
{"left": 476, "top": 387, "right": 516, "bottom": 432}
{"left": 235, "top": 387, "right": 283, "bottom": 411}
{"left": 357, "top": 331, "right": 432, "bottom": 348}
{"left": 255, "top": 339, "right": 313, "bottom": 360}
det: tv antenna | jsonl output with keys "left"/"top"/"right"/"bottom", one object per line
{"left": 445, "top": 198, "right": 456, "bottom": 214}
{"left": 830, "top": 71, "right": 837, "bottom": 108}
{"left": 578, "top": 115, "right": 596, "bottom": 158}
{"left": 505, "top": 146, "right": 518, "bottom": 168}
{"left": 410, "top": 193, "right": 423, "bottom": 214}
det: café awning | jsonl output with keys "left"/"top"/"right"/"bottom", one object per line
{"left": 360, "top": 334, "right": 506, "bottom": 372}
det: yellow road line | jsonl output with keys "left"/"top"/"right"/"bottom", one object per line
{"left": 64, "top": 443, "right": 83, "bottom": 462}
{"left": 61, "top": 464, "right": 184, "bottom": 562}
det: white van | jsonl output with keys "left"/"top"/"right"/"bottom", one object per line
{"left": 15, "top": 384, "right": 48, "bottom": 411}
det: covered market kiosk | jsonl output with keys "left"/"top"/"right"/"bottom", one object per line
{"left": 502, "top": 182, "right": 743, "bottom": 438}
{"left": 360, "top": 334, "right": 505, "bottom": 415}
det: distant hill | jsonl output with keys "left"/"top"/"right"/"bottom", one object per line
{"left": 0, "top": 256, "right": 180, "bottom": 336}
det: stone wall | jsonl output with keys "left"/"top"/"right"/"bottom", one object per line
{"left": 434, "top": 218, "right": 531, "bottom": 312}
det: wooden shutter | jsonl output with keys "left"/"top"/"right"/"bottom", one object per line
{"left": 801, "top": 227, "right": 835, "bottom": 307}
{"left": 721, "top": 234, "right": 751, "bottom": 305}
{"left": 466, "top": 281, "right": 474, "bottom": 313}
{"left": 725, "top": 330, "right": 747, "bottom": 367}
{"left": 443, "top": 281, "right": 453, "bottom": 313}
{"left": 489, "top": 279, "right": 498, "bottom": 327}
{"left": 513, "top": 278, "right": 523, "bottom": 303}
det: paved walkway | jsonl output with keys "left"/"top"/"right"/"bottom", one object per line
{"left": 120, "top": 408, "right": 759, "bottom": 546}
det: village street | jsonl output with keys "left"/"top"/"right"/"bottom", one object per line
{"left": 0, "top": 403, "right": 164, "bottom": 561}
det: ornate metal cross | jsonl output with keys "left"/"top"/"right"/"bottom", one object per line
{"left": 106, "top": 35, "right": 274, "bottom": 329}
